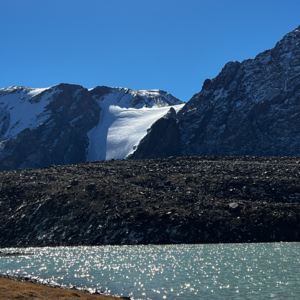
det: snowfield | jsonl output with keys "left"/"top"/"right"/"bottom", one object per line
{"left": 0, "top": 86, "right": 56, "bottom": 139}
{"left": 87, "top": 101, "right": 184, "bottom": 161}
{"left": 87, "top": 87, "right": 184, "bottom": 160}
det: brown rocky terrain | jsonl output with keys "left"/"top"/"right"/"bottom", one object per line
{"left": 0, "top": 276, "right": 122, "bottom": 299}
{"left": 0, "top": 156, "right": 300, "bottom": 247}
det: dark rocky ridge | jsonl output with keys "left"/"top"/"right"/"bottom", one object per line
{"left": 1, "top": 156, "right": 300, "bottom": 247}
{"left": 132, "top": 25, "right": 300, "bottom": 158}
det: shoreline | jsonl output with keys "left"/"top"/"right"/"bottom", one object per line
{"left": 0, "top": 252, "right": 130, "bottom": 299}
{"left": 0, "top": 273, "right": 130, "bottom": 299}
{"left": 0, "top": 251, "right": 33, "bottom": 257}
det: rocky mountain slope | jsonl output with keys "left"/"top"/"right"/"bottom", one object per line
{"left": 132, "top": 25, "right": 300, "bottom": 159}
{"left": 1, "top": 156, "right": 300, "bottom": 247}
{"left": 0, "top": 85, "right": 183, "bottom": 171}
{"left": 2, "top": 26, "right": 300, "bottom": 169}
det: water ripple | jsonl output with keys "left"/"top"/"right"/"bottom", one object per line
{"left": 1, "top": 243, "right": 300, "bottom": 299}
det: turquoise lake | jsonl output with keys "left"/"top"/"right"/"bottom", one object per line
{"left": 0, "top": 243, "right": 299, "bottom": 299}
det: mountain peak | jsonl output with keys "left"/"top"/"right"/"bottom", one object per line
{"left": 132, "top": 25, "right": 300, "bottom": 159}
{"left": 89, "top": 86, "right": 183, "bottom": 109}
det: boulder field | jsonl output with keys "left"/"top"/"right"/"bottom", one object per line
{"left": 1, "top": 156, "right": 300, "bottom": 247}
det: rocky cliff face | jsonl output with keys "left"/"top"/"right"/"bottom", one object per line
{"left": 130, "top": 107, "right": 181, "bottom": 159}
{"left": 0, "top": 84, "right": 183, "bottom": 171}
{"left": 132, "top": 25, "right": 300, "bottom": 158}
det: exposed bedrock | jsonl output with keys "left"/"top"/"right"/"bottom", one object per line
{"left": 133, "top": 25, "right": 300, "bottom": 158}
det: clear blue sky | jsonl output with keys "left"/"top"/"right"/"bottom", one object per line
{"left": 1, "top": 0, "right": 300, "bottom": 102}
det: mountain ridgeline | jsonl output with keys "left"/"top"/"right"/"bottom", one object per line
{"left": 1, "top": 25, "right": 300, "bottom": 171}
{"left": 0, "top": 85, "right": 183, "bottom": 171}
{"left": 131, "top": 25, "right": 300, "bottom": 159}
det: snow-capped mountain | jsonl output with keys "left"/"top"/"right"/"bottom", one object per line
{"left": 87, "top": 86, "right": 183, "bottom": 161}
{"left": 2, "top": 25, "right": 300, "bottom": 170}
{"left": 0, "top": 84, "right": 183, "bottom": 170}
{"left": 132, "top": 25, "right": 300, "bottom": 158}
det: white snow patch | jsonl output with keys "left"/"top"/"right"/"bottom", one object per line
{"left": 27, "top": 87, "right": 50, "bottom": 97}
{"left": 0, "top": 87, "right": 58, "bottom": 139}
{"left": 87, "top": 103, "right": 184, "bottom": 161}
{"left": 138, "top": 89, "right": 160, "bottom": 96}
{"left": 95, "top": 87, "right": 182, "bottom": 108}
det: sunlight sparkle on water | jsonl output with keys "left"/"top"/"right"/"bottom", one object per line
{"left": 1, "top": 243, "right": 300, "bottom": 299}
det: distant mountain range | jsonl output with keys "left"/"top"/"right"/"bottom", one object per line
{"left": 0, "top": 85, "right": 183, "bottom": 170}
{"left": 1, "top": 25, "right": 300, "bottom": 170}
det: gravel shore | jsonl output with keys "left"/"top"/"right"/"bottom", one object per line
{"left": 0, "top": 277, "right": 124, "bottom": 299}
{"left": 0, "top": 273, "right": 130, "bottom": 299}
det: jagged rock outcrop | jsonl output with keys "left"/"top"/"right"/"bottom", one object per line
{"left": 130, "top": 107, "right": 181, "bottom": 159}
{"left": 133, "top": 25, "right": 300, "bottom": 158}
{"left": 0, "top": 84, "right": 183, "bottom": 171}
{"left": 1, "top": 156, "right": 300, "bottom": 247}
{"left": 89, "top": 86, "right": 182, "bottom": 108}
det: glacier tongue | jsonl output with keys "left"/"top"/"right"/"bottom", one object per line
{"left": 87, "top": 103, "right": 184, "bottom": 161}
{"left": 87, "top": 86, "right": 184, "bottom": 161}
